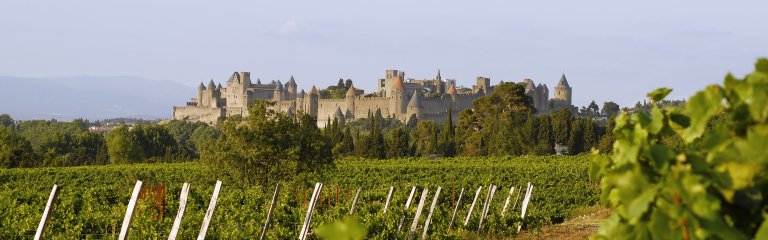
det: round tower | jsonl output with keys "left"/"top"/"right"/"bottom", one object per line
{"left": 554, "top": 74, "right": 572, "bottom": 107}
{"left": 273, "top": 80, "right": 284, "bottom": 102}
{"left": 198, "top": 82, "right": 206, "bottom": 106}
{"left": 447, "top": 82, "right": 457, "bottom": 101}
{"left": 345, "top": 85, "right": 357, "bottom": 117}
{"left": 406, "top": 92, "right": 423, "bottom": 120}
{"left": 389, "top": 75, "right": 406, "bottom": 116}
{"left": 308, "top": 85, "right": 319, "bottom": 118}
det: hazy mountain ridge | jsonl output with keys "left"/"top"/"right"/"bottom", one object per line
{"left": 0, "top": 76, "right": 194, "bottom": 121}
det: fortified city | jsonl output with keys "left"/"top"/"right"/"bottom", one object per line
{"left": 173, "top": 69, "right": 575, "bottom": 125}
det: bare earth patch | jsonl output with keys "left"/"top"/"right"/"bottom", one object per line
{"left": 515, "top": 206, "right": 611, "bottom": 240}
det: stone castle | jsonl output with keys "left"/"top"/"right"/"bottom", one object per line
{"left": 172, "top": 70, "right": 574, "bottom": 126}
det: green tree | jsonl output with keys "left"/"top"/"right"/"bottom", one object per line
{"left": 567, "top": 119, "right": 584, "bottom": 154}
{"left": 439, "top": 109, "right": 456, "bottom": 157}
{"left": 552, "top": 108, "right": 573, "bottom": 145}
{"left": 582, "top": 118, "right": 597, "bottom": 151}
{"left": 386, "top": 127, "right": 410, "bottom": 158}
{"left": 597, "top": 114, "right": 616, "bottom": 154}
{"left": 601, "top": 101, "right": 620, "bottom": 117}
{"left": 0, "top": 114, "right": 13, "bottom": 128}
{"left": 588, "top": 100, "right": 599, "bottom": 116}
{"left": 202, "top": 100, "right": 332, "bottom": 188}
{"left": 105, "top": 125, "right": 144, "bottom": 164}
{"left": 413, "top": 121, "right": 439, "bottom": 156}
{"left": 334, "top": 127, "right": 355, "bottom": 157}
{"left": 0, "top": 126, "right": 35, "bottom": 168}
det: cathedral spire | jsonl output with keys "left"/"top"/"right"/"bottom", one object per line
{"left": 436, "top": 68, "right": 442, "bottom": 80}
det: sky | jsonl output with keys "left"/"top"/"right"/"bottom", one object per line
{"left": 1, "top": 0, "right": 766, "bottom": 108}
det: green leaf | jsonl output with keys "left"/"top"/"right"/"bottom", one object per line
{"left": 649, "top": 145, "right": 672, "bottom": 174}
{"left": 648, "top": 108, "right": 665, "bottom": 134}
{"left": 647, "top": 88, "right": 673, "bottom": 102}
{"left": 626, "top": 185, "right": 658, "bottom": 224}
{"left": 755, "top": 58, "right": 768, "bottom": 74}
{"left": 682, "top": 85, "right": 724, "bottom": 143}
{"left": 755, "top": 218, "right": 768, "bottom": 240}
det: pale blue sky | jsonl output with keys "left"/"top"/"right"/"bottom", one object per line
{"left": 1, "top": 0, "right": 766, "bottom": 108}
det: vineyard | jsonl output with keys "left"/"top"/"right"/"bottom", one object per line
{"left": 0, "top": 155, "right": 598, "bottom": 239}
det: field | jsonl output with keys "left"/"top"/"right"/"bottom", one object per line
{"left": 0, "top": 155, "right": 598, "bottom": 239}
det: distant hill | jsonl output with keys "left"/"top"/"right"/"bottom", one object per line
{"left": 0, "top": 75, "right": 194, "bottom": 121}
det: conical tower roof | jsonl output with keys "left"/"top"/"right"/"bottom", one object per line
{"left": 310, "top": 85, "right": 319, "bottom": 94}
{"left": 436, "top": 68, "right": 442, "bottom": 80}
{"left": 558, "top": 74, "right": 570, "bottom": 87}
{"left": 217, "top": 83, "right": 223, "bottom": 89}
{"left": 198, "top": 82, "right": 206, "bottom": 90}
{"left": 408, "top": 92, "right": 422, "bottom": 108}
{"left": 447, "top": 83, "right": 457, "bottom": 95}
{"left": 207, "top": 80, "right": 216, "bottom": 89}
{"left": 346, "top": 85, "right": 357, "bottom": 97}
{"left": 524, "top": 78, "right": 535, "bottom": 90}
{"left": 275, "top": 80, "right": 284, "bottom": 92}
{"left": 288, "top": 76, "right": 297, "bottom": 86}
{"left": 334, "top": 107, "right": 344, "bottom": 117}
{"left": 298, "top": 89, "right": 306, "bottom": 98}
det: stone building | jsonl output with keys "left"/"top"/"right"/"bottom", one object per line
{"left": 173, "top": 70, "right": 574, "bottom": 126}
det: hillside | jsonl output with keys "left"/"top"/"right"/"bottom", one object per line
{"left": 0, "top": 76, "right": 193, "bottom": 120}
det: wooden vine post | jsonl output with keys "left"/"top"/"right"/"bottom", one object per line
{"left": 260, "top": 183, "right": 281, "bottom": 240}
{"left": 477, "top": 185, "right": 497, "bottom": 233}
{"left": 168, "top": 182, "right": 190, "bottom": 240}
{"left": 383, "top": 186, "right": 394, "bottom": 214}
{"left": 197, "top": 180, "right": 222, "bottom": 240}
{"left": 421, "top": 186, "right": 442, "bottom": 240}
{"left": 119, "top": 180, "right": 143, "bottom": 240}
{"left": 408, "top": 188, "right": 429, "bottom": 240}
{"left": 448, "top": 187, "right": 465, "bottom": 230}
{"left": 463, "top": 186, "right": 483, "bottom": 226}
{"left": 34, "top": 184, "right": 60, "bottom": 240}
{"left": 397, "top": 186, "right": 418, "bottom": 232}
{"left": 349, "top": 187, "right": 362, "bottom": 215}
{"left": 501, "top": 186, "right": 515, "bottom": 217}
{"left": 299, "top": 182, "right": 323, "bottom": 240}
{"left": 517, "top": 183, "right": 534, "bottom": 233}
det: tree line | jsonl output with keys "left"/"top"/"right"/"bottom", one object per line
{"left": 0, "top": 114, "right": 219, "bottom": 168}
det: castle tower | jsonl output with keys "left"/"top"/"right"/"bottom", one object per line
{"left": 286, "top": 76, "right": 298, "bottom": 97}
{"left": 345, "top": 85, "right": 357, "bottom": 117}
{"left": 273, "top": 80, "right": 284, "bottom": 102}
{"left": 308, "top": 85, "right": 319, "bottom": 118}
{"left": 296, "top": 89, "right": 306, "bottom": 113}
{"left": 240, "top": 72, "right": 251, "bottom": 89}
{"left": 474, "top": 76, "right": 491, "bottom": 95}
{"left": 197, "top": 82, "right": 206, "bottom": 106}
{"left": 447, "top": 81, "right": 457, "bottom": 101}
{"left": 554, "top": 74, "right": 572, "bottom": 107}
{"left": 406, "top": 92, "right": 423, "bottom": 120}
{"left": 389, "top": 75, "right": 406, "bottom": 116}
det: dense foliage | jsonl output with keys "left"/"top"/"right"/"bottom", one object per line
{"left": 201, "top": 100, "right": 332, "bottom": 188}
{"left": 591, "top": 59, "right": 768, "bottom": 239}
{"left": 0, "top": 116, "right": 219, "bottom": 168}
{"left": 0, "top": 155, "right": 597, "bottom": 239}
